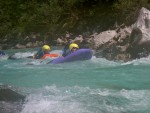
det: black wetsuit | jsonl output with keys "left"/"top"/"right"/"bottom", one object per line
{"left": 62, "top": 44, "right": 71, "bottom": 57}
{"left": 34, "top": 49, "right": 45, "bottom": 59}
{"left": 0, "top": 51, "right": 5, "bottom": 56}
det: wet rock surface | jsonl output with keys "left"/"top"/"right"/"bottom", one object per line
{"left": 0, "top": 85, "right": 26, "bottom": 113}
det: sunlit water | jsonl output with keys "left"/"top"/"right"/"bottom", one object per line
{"left": 0, "top": 48, "right": 150, "bottom": 113}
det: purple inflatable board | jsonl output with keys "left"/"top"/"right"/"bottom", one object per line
{"left": 51, "top": 49, "right": 92, "bottom": 64}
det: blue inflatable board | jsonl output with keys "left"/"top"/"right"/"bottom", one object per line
{"left": 51, "top": 49, "right": 92, "bottom": 64}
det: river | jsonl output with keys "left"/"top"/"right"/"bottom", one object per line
{"left": 0, "top": 48, "right": 150, "bottom": 113}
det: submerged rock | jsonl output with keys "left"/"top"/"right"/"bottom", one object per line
{"left": 0, "top": 88, "right": 25, "bottom": 102}
{"left": 0, "top": 85, "right": 25, "bottom": 113}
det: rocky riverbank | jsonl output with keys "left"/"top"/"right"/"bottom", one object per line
{"left": 1, "top": 7, "right": 150, "bottom": 62}
{"left": 55, "top": 7, "right": 150, "bottom": 62}
{"left": 93, "top": 7, "right": 150, "bottom": 61}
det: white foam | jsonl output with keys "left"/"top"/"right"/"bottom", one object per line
{"left": 20, "top": 86, "right": 150, "bottom": 113}
{"left": 0, "top": 55, "right": 9, "bottom": 60}
{"left": 11, "top": 52, "right": 34, "bottom": 59}
{"left": 122, "top": 55, "right": 150, "bottom": 66}
{"left": 90, "top": 57, "right": 121, "bottom": 68}
{"left": 21, "top": 93, "right": 85, "bottom": 113}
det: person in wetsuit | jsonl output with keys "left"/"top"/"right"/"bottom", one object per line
{"left": 33, "top": 45, "right": 51, "bottom": 59}
{"left": 0, "top": 51, "right": 5, "bottom": 57}
{"left": 62, "top": 43, "right": 79, "bottom": 57}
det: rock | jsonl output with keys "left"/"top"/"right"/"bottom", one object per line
{"left": 26, "top": 42, "right": 33, "bottom": 48}
{"left": 15, "top": 44, "right": 26, "bottom": 49}
{"left": 33, "top": 41, "right": 43, "bottom": 47}
{"left": 0, "top": 44, "right": 11, "bottom": 50}
{"left": 134, "top": 7, "right": 150, "bottom": 29}
{"left": 0, "top": 88, "right": 25, "bottom": 102}
{"left": 56, "top": 37, "right": 67, "bottom": 45}
{"left": 93, "top": 30, "right": 117, "bottom": 49}
{"left": 85, "top": 36, "right": 95, "bottom": 49}
{"left": 37, "top": 41, "right": 43, "bottom": 46}
{"left": 127, "top": 7, "right": 150, "bottom": 58}
{"left": 115, "top": 53, "right": 131, "bottom": 62}
{"left": 0, "top": 85, "right": 25, "bottom": 113}
{"left": 0, "top": 85, "right": 25, "bottom": 102}
{"left": 114, "top": 27, "right": 132, "bottom": 46}
{"left": 71, "top": 35, "right": 83, "bottom": 44}
{"left": 94, "top": 7, "right": 150, "bottom": 61}
{"left": 94, "top": 26, "right": 132, "bottom": 61}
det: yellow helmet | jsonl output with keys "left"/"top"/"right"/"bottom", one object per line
{"left": 42, "top": 45, "right": 50, "bottom": 51}
{"left": 69, "top": 43, "right": 79, "bottom": 50}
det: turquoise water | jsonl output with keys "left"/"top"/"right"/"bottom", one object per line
{"left": 0, "top": 48, "right": 150, "bottom": 113}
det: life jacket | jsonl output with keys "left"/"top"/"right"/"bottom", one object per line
{"left": 40, "top": 53, "right": 59, "bottom": 59}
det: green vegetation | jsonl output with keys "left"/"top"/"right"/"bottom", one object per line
{"left": 0, "top": 0, "right": 150, "bottom": 40}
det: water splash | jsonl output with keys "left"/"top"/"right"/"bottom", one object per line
{"left": 20, "top": 86, "right": 150, "bottom": 113}
{"left": 122, "top": 55, "right": 150, "bottom": 66}
{"left": 9, "top": 52, "right": 34, "bottom": 59}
